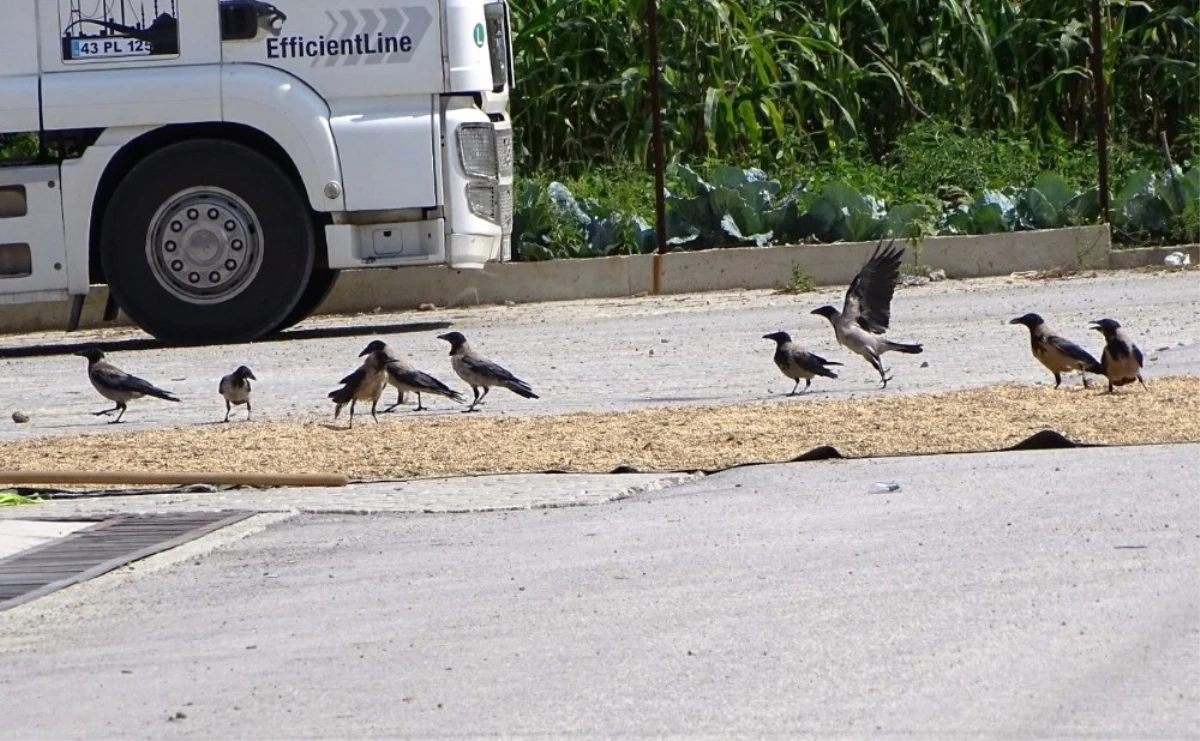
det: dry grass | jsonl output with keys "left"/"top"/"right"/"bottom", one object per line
{"left": 1, "top": 377, "right": 1196, "bottom": 483}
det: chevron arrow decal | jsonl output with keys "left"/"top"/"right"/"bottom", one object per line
{"left": 265, "top": 6, "right": 432, "bottom": 68}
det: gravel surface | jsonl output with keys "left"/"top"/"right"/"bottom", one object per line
{"left": 0, "top": 378, "right": 1194, "bottom": 482}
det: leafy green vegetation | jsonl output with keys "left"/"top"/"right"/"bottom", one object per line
{"left": 510, "top": 0, "right": 1197, "bottom": 173}
{"left": 774, "top": 265, "right": 816, "bottom": 295}
{"left": 0, "top": 490, "right": 40, "bottom": 507}
{"left": 0, "top": 133, "right": 38, "bottom": 163}
{"left": 507, "top": 0, "right": 1198, "bottom": 256}
{"left": 513, "top": 160, "right": 1200, "bottom": 259}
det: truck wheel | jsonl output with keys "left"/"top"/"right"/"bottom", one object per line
{"left": 100, "top": 139, "right": 315, "bottom": 345}
{"left": 273, "top": 267, "right": 340, "bottom": 332}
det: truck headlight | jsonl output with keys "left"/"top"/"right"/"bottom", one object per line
{"left": 483, "top": 2, "right": 510, "bottom": 90}
{"left": 458, "top": 124, "right": 498, "bottom": 180}
{"left": 465, "top": 182, "right": 513, "bottom": 228}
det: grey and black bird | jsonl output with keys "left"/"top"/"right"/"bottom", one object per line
{"left": 327, "top": 342, "right": 389, "bottom": 427}
{"left": 74, "top": 348, "right": 180, "bottom": 423}
{"left": 762, "top": 331, "right": 842, "bottom": 394}
{"left": 437, "top": 331, "right": 539, "bottom": 412}
{"left": 218, "top": 365, "right": 256, "bottom": 422}
{"left": 362, "top": 340, "right": 466, "bottom": 412}
{"left": 810, "top": 239, "right": 923, "bottom": 388}
{"left": 1009, "top": 313, "right": 1102, "bottom": 388}
{"left": 1090, "top": 318, "right": 1146, "bottom": 393}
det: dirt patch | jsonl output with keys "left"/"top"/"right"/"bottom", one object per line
{"left": 1, "top": 377, "right": 1196, "bottom": 484}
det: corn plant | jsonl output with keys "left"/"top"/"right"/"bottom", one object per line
{"left": 508, "top": 0, "right": 1198, "bottom": 173}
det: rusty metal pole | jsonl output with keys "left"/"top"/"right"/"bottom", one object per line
{"left": 647, "top": 0, "right": 668, "bottom": 293}
{"left": 1090, "top": 0, "right": 1110, "bottom": 223}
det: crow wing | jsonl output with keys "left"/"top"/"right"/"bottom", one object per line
{"left": 464, "top": 354, "right": 533, "bottom": 392}
{"left": 93, "top": 364, "right": 179, "bottom": 401}
{"left": 386, "top": 363, "right": 465, "bottom": 401}
{"left": 330, "top": 366, "right": 366, "bottom": 399}
{"left": 1048, "top": 334, "right": 1100, "bottom": 368}
{"left": 841, "top": 239, "right": 904, "bottom": 334}
{"left": 337, "top": 367, "right": 363, "bottom": 386}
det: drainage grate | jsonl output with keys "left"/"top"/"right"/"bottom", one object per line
{"left": 0, "top": 511, "right": 253, "bottom": 611}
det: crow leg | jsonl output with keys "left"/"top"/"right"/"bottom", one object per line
{"left": 1081, "top": 371, "right": 1091, "bottom": 388}
{"left": 1137, "top": 374, "right": 1147, "bottom": 390}
{"left": 464, "top": 386, "right": 483, "bottom": 413}
{"left": 414, "top": 392, "right": 427, "bottom": 411}
{"left": 370, "top": 397, "right": 379, "bottom": 423}
{"left": 110, "top": 403, "right": 127, "bottom": 424}
{"left": 787, "top": 379, "right": 800, "bottom": 396}
{"left": 804, "top": 379, "right": 812, "bottom": 393}
{"left": 1053, "top": 372, "right": 1062, "bottom": 389}
{"left": 384, "top": 389, "right": 408, "bottom": 413}
{"left": 867, "top": 353, "right": 892, "bottom": 388}
{"left": 246, "top": 400, "right": 252, "bottom": 421}
{"left": 478, "top": 387, "right": 491, "bottom": 404}
{"left": 223, "top": 400, "right": 231, "bottom": 423}
{"left": 93, "top": 404, "right": 121, "bottom": 417}
{"left": 348, "top": 400, "right": 357, "bottom": 428}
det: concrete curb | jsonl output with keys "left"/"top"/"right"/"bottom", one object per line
{"left": 2, "top": 225, "right": 1196, "bottom": 336}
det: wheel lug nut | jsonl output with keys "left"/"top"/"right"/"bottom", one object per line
{"left": 188, "top": 272, "right": 200, "bottom": 284}
{"left": 207, "top": 208, "right": 219, "bottom": 220}
{"left": 170, "top": 260, "right": 184, "bottom": 271}
{"left": 224, "top": 220, "right": 236, "bottom": 232}
{"left": 186, "top": 208, "right": 199, "bottom": 220}
{"left": 231, "top": 239, "right": 243, "bottom": 251}
{"left": 209, "top": 271, "right": 221, "bottom": 283}
{"left": 225, "top": 259, "right": 237, "bottom": 270}
{"left": 170, "top": 221, "right": 183, "bottom": 233}
{"left": 165, "top": 241, "right": 177, "bottom": 252}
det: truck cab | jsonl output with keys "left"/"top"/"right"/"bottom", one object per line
{"left": 0, "top": 0, "right": 515, "bottom": 344}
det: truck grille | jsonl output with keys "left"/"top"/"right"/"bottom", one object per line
{"left": 496, "top": 127, "right": 513, "bottom": 178}
{"left": 498, "top": 182, "right": 513, "bottom": 232}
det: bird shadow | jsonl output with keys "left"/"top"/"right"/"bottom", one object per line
{"left": 0, "top": 320, "right": 455, "bottom": 359}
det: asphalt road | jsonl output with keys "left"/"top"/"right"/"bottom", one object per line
{"left": 0, "top": 443, "right": 1196, "bottom": 738}
{"left": 0, "top": 270, "right": 1197, "bottom": 442}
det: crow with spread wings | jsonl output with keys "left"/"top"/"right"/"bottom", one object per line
{"left": 809, "top": 239, "right": 923, "bottom": 388}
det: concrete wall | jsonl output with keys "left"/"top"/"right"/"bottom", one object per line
{"left": 1108, "top": 243, "right": 1198, "bottom": 271}
{"left": 1, "top": 224, "right": 1191, "bottom": 336}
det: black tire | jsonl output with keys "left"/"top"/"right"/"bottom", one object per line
{"left": 273, "top": 267, "right": 340, "bottom": 332}
{"left": 101, "top": 139, "right": 315, "bottom": 345}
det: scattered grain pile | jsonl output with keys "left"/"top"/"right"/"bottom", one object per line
{"left": 1, "top": 377, "right": 1196, "bottom": 483}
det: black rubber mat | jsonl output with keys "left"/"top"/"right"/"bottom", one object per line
{"left": 0, "top": 511, "right": 252, "bottom": 611}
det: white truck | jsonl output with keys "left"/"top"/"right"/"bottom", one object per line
{"left": 0, "top": 0, "right": 515, "bottom": 344}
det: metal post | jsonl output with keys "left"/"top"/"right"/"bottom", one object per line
{"left": 1090, "top": 0, "right": 1110, "bottom": 223}
{"left": 647, "top": 0, "right": 668, "bottom": 293}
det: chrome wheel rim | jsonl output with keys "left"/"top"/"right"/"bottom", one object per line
{"left": 146, "top": 187, "right": 264, "bottom": 305}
